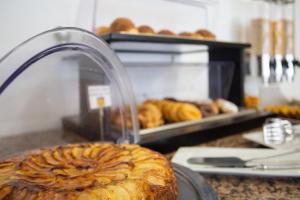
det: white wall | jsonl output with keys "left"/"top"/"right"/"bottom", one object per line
{"left": 296, "top": 0, "right": 300, "bottom": 59}
{"left": 0, "top": 0, "right": 80, "bottom": 136}
{"left": 0, "top": 0, "right": 80, "bottom": 58}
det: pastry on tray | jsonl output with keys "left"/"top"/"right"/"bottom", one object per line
{"left": 110, "top": 17, "right": 138, "bottom": 34}
{"left": 112, "top": 107, "right": 133, "bottom": 129}
{"left": 138, "top": 103, "right": 164, "bottom": 128}
{"left": 0, "top": 143, "right": 177, "bottom": 200}
{"left": 195, "top": 101, "right": 220, "bottom": 117}
{"left": 144, "top": 99, "right": 202, "bottom": 123}
{"left": 215, "top": 99, "right": 239, "bottom": 114}
{"left": 178, "top": 32, "right": 200, "bottom": 39}
{"left": 178, "top": 32, "right": 194, "bottom": 37}
{"left": 138, "top": 25, "right": 156, "bottom": 34}
{"left": 195, "top": 29, "right": 216, "bottom": 40}
{"left": 164, "top": 98, "right": 219, "bottom": 118}
{"left": 96, "top": 26, "right": 111, "bottom": 36}
{"left": 265, "top": 104, "right": 300, "bottom": 119}
{"left": 157, "top": 29, "right": 176, "bottom": 36}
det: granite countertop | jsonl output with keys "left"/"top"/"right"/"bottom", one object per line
{"left": 191, "top": 133, "right": 300, "bottom": 200}
{"left": 1, "top": 130, "right": 299, "bottom": 199}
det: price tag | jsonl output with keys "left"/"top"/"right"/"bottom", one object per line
{"left": 88, "top": 85, "right": 112, "bottom": 110}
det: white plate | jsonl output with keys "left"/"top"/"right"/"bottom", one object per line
{"left": 242, "top": 124, "right": 300, "bottom": 150}
{"left": 171, "top": 147, "right": 300, "bottom": 177}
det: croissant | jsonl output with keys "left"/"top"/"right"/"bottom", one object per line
{"left": 145, "top": 99, "right": 202, "bottom": 123}
{"left": 138, "top": 103, "right": 164, "bottom": 129}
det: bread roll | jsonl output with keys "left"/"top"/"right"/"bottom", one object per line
{"left": 178, "top": 32, "right": 195, "bottom": 38}
{"left": 96, "top": 26, "right": 111, "bottom": 36}
{"left": 138, "top": 25, "right": 155, "bottom": 34}
{"left": 195, "top": 29, "right": 216, "bottom": 40}
{"left": 110, "top": 17, "right": 136, "bottom": 32}
{"left": 158, "top": 29, "right": 175, "bottom": 36}
{"left": 215, "top": 99, "right": 238, "bottom": 114}
{"left": 138, "top": 103, "right": 164, "bottom": 129}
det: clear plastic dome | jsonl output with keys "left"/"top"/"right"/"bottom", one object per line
{"left": 0, "top": 27, "right": 139, "bottom": 145}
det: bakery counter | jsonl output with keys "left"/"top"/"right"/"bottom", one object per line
{"left": 1, "top": 130, "right": 299, "bottom": 199}
{"left": 171, "top": 133, "right": 300, "bottom": 200}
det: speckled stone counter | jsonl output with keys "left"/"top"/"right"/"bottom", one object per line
{"left": 193, "top": 134, "right": 300, "bottom": 200}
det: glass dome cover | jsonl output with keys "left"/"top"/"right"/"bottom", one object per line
{"left": 0, "top": 27, "right": 139, "bottom": 145}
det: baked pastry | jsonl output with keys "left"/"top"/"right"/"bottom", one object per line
{"left": 195, "top": 101, "right": 219, "bottom": 117}
{"left": 265, "top": 104, "right": 300, "bottom": 119}
{"left": 138, "top": 103, "right": 164, "bottom": 129}
{"left": 0, "top": 143, "right": 177, "bottom": 199}
{"left": 146, "top": 99, "right": 202, "bottom": 122}
{"left": 215, "top": 99, "right": 238, "bottom": 114}
{"left": 158, "top": 29, "right": 176, "bottom": 36}
{"left": 112, "top": 108, "right": 133, "bottom": 129}
{"left": 164, "top": 98, "right": 219, "bottom": 118}
{"left": 244, "top": 96, "right": 260, "bottom": 110}
{"left": 110, "top": 17, "right": 137, "bottom": 33}
{"left": 96, "top": 26, "right": 111, "bottom": 36}
{"left": 178, "top": 32, "right": 197, "bottom": 38}
{"left": 138, "top": 25, "right": 155, "bottom": 34}
{"left": 195, "top": 29, "right": 216, "bottom": 40}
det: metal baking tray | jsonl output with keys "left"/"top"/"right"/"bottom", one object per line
{"left": 173, "top": 163, "right": 218, "bottom": 200}
{"left": 101, "top": 32, "right": 250, "bottom": 55}
{"left": 140, "top": 109, "right": 272, "bottom": 143}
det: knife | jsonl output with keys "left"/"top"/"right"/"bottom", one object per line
{"left": 187, "top": 157, "right": 300, "bottom": 170}
{"left": 187, "top": 148, "right": 300, "bottom": 169}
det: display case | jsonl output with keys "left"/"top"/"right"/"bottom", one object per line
{"left": 0, "top": 27, "right": 140, "bottom": 157}
{"left": 99, "top": 33, "right": 273, "bottom": 144}
{"left": 65, "top": 0, "right": 274, "bottom": 144}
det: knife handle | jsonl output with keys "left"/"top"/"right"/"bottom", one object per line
{"left": 254, "top": 164, "right": 300, "bottom": 170}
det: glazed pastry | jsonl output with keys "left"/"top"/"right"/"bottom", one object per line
{"left": 142, "top": 99, "right": 202, "bottom": 122}
{"left": 244, "top": 96, "right": 260, "bottom": 110}
{"left": 195, "top": 29, "right": 216, "bottom": 40}
{"left": 158, "top": 29, "right": 176, "bottom": 36}
{"left": 138, "top": 25, "right": 155, "bottom": 34}
{"left": 0, "top": 144, "right": 177, "bottom": 200}
{"left": 215, "top": 99, "right": 238, "bottom": 114}
{"left": 138, "top": 103, "right": 164, "bottom": 129}
{"left": 121, "top": 27, "right": 139, "bottom": 34}
{"left": 196, "top": 101, "right": 220, "bottom": 117}
{"left": 143, "top": 99, "right": 163, "bottom": 111}
{"left": 96, "top": 26, "right": 111, "bottom": 36}
{"left": 110, "top": 17, "right": 136, "bottom": 33}
{"left": 165, "top": 98, "right": 219, "bottom": 118}
{"left": 176, "top": 103, "right": 202, "bottom": 121}
{"left": 158, "top": 100, "right": 202, "bottom": 122}
{"left": 112, "top": 108, "right": 133, "bottom": 129}
{"left": 178, "top": 32, "right": 195, "bottom": 38}
{"left": 265, "top": 104, "right": 300, "bottom": 119}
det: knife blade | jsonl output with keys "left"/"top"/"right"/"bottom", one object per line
{"left": 187, "top": 157, "right": 300, "bottom": 170}
{"left": 187, "top": 157, "right": 248, "bottom": 168}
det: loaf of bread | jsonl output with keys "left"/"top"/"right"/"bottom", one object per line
{"left": 0, "top": 144, "right": 177, "bottom": 200}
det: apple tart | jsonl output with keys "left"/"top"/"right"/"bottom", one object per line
{"left": 0, "top": 144, "right": 177, "bottom": 200}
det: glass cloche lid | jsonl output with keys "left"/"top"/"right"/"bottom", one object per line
{"left": 0, "top": 27, "right": 139, "bottom": 146}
